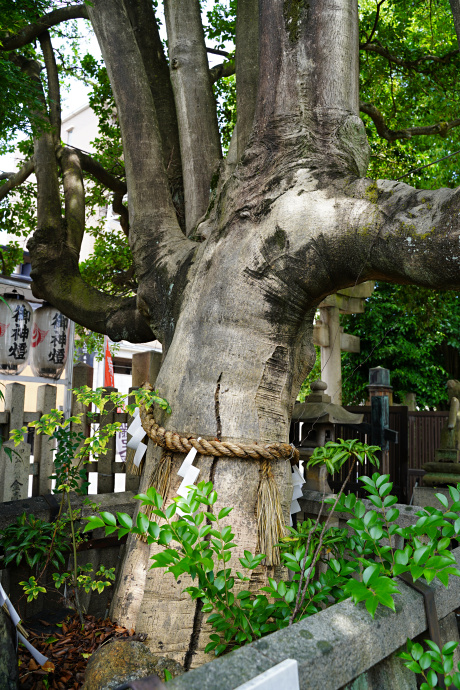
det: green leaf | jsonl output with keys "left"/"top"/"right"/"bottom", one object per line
{"left": 100, "top": 511, "right": 116, "bottom": 526}
{"left": 363, "top": 563, "right": 380, "bottom": 586}
{"left": 137, "top": 513, "right": 149, "bottom": 533}
{"left": 218, "top": 507, "right": 232, "bottom": 519}
{"left": 436, "top": 492, "right": 449, "bottom": 508}
{"left": 83, "top": 516, "right": 104, "bottom": 531}
{"left": 116, "top": 512, "right": 132, "bottom": 529}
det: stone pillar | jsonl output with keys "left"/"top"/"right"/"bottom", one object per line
{"left": 0, "top": 383, "right": 31, "bottom": 502}
{"left": 320, "top": 305, "right": 342, "bottom": 405}
{"left": 36, "top": 384, "right": 57, "bottom": 495}
{"left": 98, "top": 386, "right": 117, "bottom": 494}
{"left": 125, "top": 351, "right": 163, "bottom": 491}
{"left": 132, "top": 350, "right": 162, "bottom": 388}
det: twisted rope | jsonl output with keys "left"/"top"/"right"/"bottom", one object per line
{"left": 139, "top": 406, "right": 299, "bottom": 464}
{"left": 138, "top": 388, "right": 296, "bottom": 564}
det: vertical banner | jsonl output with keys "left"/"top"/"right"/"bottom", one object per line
{"left": 104, "top": 335, "right": 115, "bottom": 388}
{"left": 116, "top": 423, "right": 128, "bottom": 462}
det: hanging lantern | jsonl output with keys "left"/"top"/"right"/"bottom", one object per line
{"left": 30, "top": 303, "right": 70, "bottom": 379}
{"left": 0, "top": 291, "right": 33, "bottom": 375}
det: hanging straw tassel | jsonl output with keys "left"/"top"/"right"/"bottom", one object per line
{"left": 257, "top": 459, "right": 286, "bottom": 566}
{"left": 136, "top": 451, "right": 172, "bottom": 543}
{"left": 126, "top": 446, "right": 144, "bottom": 476}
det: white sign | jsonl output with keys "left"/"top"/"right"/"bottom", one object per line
{"left": 235, "top": 659, "right": 300, "bottom": 690}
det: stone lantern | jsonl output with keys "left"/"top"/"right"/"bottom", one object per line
{"left": 292, "top": 380, "right": 364, "bottom": 492}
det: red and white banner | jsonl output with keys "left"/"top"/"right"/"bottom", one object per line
{"left": 104, "top": 335, "right": 115, "bottom": 388}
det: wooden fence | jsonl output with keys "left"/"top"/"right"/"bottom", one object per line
{"left": 291, "top": 405, "right": 450, "bottom": 504}
{"left": 0, "top": 364, "right": 141, "bottom": 504}
{"left": 408, "top": 410, "right": 448, "bottom": 498}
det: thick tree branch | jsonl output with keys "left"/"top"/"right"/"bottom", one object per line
{"left": 165, "top": 0, "right": 222, "bottom": 234}
{"left": 77, "top": 149, "right": 130, "bottom": 235}
{"left": 0, "top": 159, "right": 34, "bottom": 201}
{"left": 360, "top": 101, "right": 460, "bottom": 142}
{"left": 0, "top": 5, "right": 89, "bottom": 52}
{"left": 366, "top": 180, "right": 460, "bottom": 292}
{"left": 206, "top": 47, "right": 230, "bottom": 58}
{"left": 58, "top": 146, "right": 85, "bottom": 255}
{"left": 123, "top": 0, "right": 184, "bottom": 228}
{"left": 78, "top": 150, "right": 126, "bottom": 195}
{"left": 38, "top": 32, "right": 61, "bottom": 146}
{"left": 210, "top": 60, "right": 235, "bottom": 84}
{"left": 252, "top": 0, "right": 367, "bottom": 177}
{"left": 236, "top": 0, "right": 259, "bottom": 160}
{"left": 86, "top": 0, "right": 196, "bottom": 344}
{"left": 360, "top": 42, "right": 459, "bottom": 70}
{"left": 87, "top": 0, "right": 192, "bottom": 281}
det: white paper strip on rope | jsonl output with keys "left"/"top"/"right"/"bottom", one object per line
{"left": 176, "top": 441, "right": 201, "bottom": 515}
{"left": 133, "top": 441, "right": 147, "bottom": 467}
{"left": 292, "top": 483, "right": 303, "bottom": 501}
{"left": 235, "top": 659, "right": 300, "bottom": 690}
{"left": 289, "top": 465, "right": 305, "bottom": 526}
{"left": 0, "top": 583, "right": 48, "bottom": 666}
{"left": 177, "top": 466, "right": 201, "bottom": 497}
{"left": 127, "top": 425, "right": 146, "bottom": 450}
{"left": 126, "top": 406, "right": 147, "bottom": 466}
{"left": 127, "top": 413, "right": 142, "bottom": 437}
{"left": 18, "top": 632, "right": 48, "bottom": 666}
{"left": 178, "top": 445, "right": 199, "bottom": 478}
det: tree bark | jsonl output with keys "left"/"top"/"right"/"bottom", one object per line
{"left": 164, "top": 0, "right": 222, "bottom": 234}
{"left": 7, "top": 0, "right": 460, "bottom": 667}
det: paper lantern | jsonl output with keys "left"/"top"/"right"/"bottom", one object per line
{"left": 0, "top": 291, "right": 33, "bottom": 374}
{"left": 30, "top": 303, "right": 70, "bottom": 379}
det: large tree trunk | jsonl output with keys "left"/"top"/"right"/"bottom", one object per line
{"left": 7, "top": 0, "right": 460, "bottom": 670}
{"left": 111, "top": 227, "right": 317, "bottom": 665}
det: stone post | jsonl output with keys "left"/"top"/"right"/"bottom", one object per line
{"left": 319, "top": 305, "right": 342, "bottom": 405}
{"left": 0, "top": 383, "right": 31, "bottom": 501}
{"left": 36, "top": 384, "right": 57, "bottom": 495}
{"left": 98, "top": 386, "right": 117, "bottom": 494}
{"left": 125, "top": 350, "right": 163, "bottom": 491}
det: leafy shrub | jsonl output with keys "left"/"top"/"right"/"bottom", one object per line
{"left": 86, "top": 438, "right": 460, "bottom": 657}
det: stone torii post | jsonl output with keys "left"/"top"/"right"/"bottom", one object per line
{"left": 313, "top": 281, "right": 375, "bottom": 405}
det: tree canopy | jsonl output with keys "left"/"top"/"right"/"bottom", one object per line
{"left": 2, "top": 0, "right": 460, "bottom": 358}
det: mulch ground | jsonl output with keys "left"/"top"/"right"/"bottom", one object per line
{"left": 18, "top": 612, "right": 147, "bottom": 690}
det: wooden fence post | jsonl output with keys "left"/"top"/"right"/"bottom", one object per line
{"left": 36, "top": 384, "right": 57, "bottom": 495}
{"left": 0, "top": 383, "right": 30, "bottom": 502}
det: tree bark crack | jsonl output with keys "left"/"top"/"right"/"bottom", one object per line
{"left": 214, "top": 373, "right": 223, "bottom": 441}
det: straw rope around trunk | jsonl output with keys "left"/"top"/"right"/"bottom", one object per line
{"left": 137, "top": 391, "right": 298, "bottom": 565}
